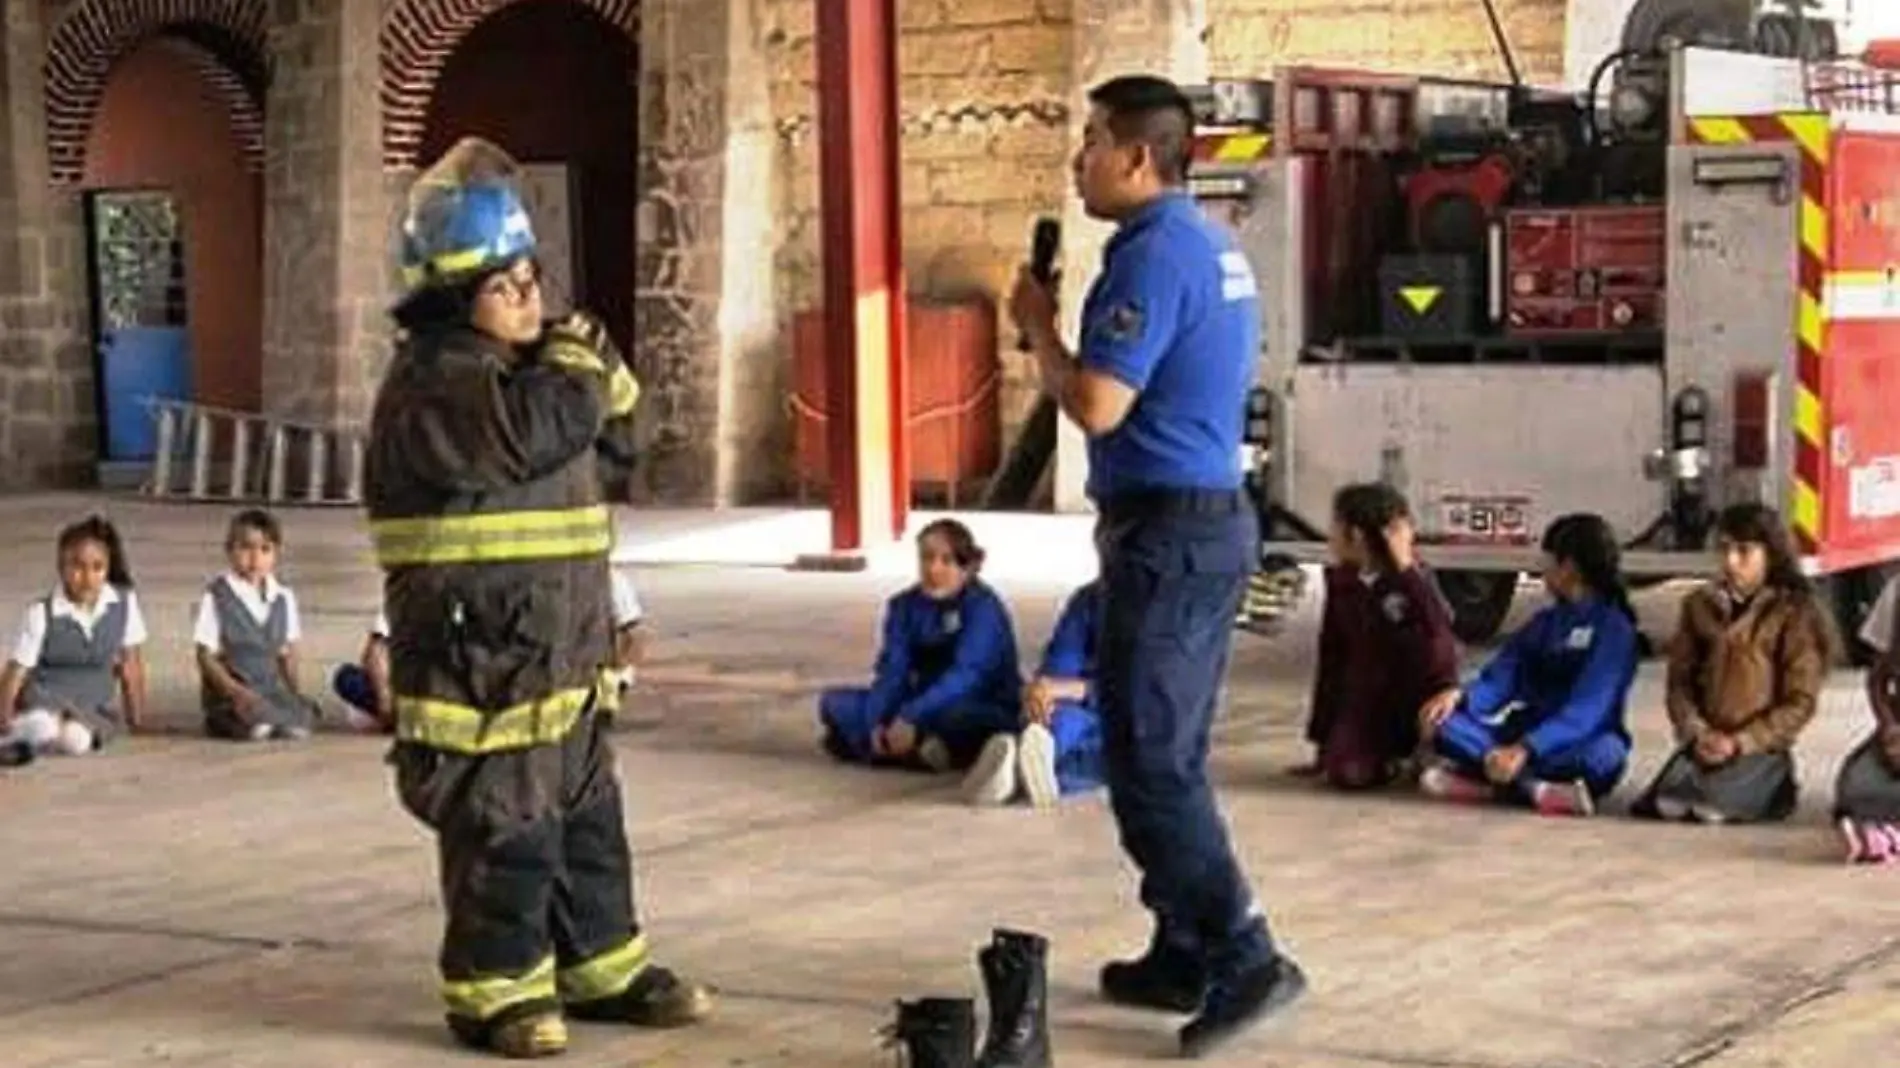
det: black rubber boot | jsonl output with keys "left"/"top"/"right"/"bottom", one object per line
{"left": 975, "top": 929, "right": 1052, "bottom": 1068}
{"left": 884, "top": 996, "right": 976, "bottom": 1068}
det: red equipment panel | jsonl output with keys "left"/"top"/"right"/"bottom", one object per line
{"left": 1504, "top": 206, "right": 1666, "bottom": 336}
{"left": 1819, "top": 129, "right": 1900, "bottom": 570}
{"left": 1274, "top": 66, "right": 1419, "bottom": 342}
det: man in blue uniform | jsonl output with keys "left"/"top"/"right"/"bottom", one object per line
{"left": 1009, "top": 74, "right": 1307, "bottom": 1058}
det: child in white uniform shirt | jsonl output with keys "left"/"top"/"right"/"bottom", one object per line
{"left": 332, "top": 610, "right": 395, "bottom": 734}
{"left": 0, "top": 516, "right": 150, "bottom": 766}
{"left": 194, "top": 509, "right": 322, "bottom": 741}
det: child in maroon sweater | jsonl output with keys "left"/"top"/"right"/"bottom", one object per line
{"left": 1295, "top": 483, "right": 1460, "bottom": 789}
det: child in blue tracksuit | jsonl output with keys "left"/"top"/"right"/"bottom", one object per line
{"left": 963, "top": 578, "right": 1105, "bottom": 807}
{"left": 1417, "top": 513, "right": 1642, "bottom": 817}
{"left": 819, "top": 519, "right": 1022, "bottom": 772}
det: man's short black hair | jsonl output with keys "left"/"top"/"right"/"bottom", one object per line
{"left": 1087, "top": 75, "right": 1195, "bottom": 185}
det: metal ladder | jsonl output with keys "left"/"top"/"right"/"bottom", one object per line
{"left": 142, "top": 399, "right": 366, "bottom": 506}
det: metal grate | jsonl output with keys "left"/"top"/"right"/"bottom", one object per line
{"left": 92, "top": 192, "right": 186, "bottom": 332}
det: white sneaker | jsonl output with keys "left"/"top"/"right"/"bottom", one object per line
{"left": 917, "top": 735, "right": 952, "bottom": 772}
{"left": 961, "top": 735, "right": 1017, "bottom": 806}
{"left": 1017, "top": 723, "right": 1061, "bottom": 809}
{"left": 1653, "top": 796, "right": 1692, "bottom": 820}
{"left": 247, "top": 723, "right": 273, "bottom": 742}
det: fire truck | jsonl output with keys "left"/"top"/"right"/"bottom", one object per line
{"left": 1195, "top": 0, "right": 1900, "bottom": 659}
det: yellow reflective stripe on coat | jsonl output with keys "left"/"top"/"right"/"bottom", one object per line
{"left": 443, "top": 955, "right": 558, "bottom": 1020}
{"left": 371, "top": 505, "right": 613, "bottom": 567}
{"left": 557, "top": 934, "right": 650, "bottom": 1002}
{"left": 396, "top": 687, "right": 594, "bottom": 753}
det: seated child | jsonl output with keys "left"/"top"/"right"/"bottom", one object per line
{"left": 1294, "top": 483, "right": 1459, "bottom": 789}
{"left": 1634, "top": 503, "right": 1832, "bottom": 824}
{"left": 1840, "top": 568, "right": 1900, "bottom": 862}
{"left": 195, "top": 509, "right": 323, "bottom": 742}
{"left": 1418, "top": 513, "right": 1641, "bottom": 817}
{"left": 0, "top": 516, "right": 150, "bottom": 766}
{"left": 818, "top": 518, "right": 1021, "bottom": 772}
{"left": 332, "top": 610, "right": 394, "bottom": 734}
{"left": 604, "top": 567, "right": 651, "bottom": 724}
{"left": 962, "top": 578, "right": 1104, "bottom": 807}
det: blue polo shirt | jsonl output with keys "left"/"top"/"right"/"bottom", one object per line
{"left": 1077, "top": 191, "right": 1260, "bottom": 501}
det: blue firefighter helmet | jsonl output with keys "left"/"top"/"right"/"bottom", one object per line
{"left": 397, "top": 137, "right": 537, "bottom": 293}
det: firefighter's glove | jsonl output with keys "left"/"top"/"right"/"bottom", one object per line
{"left": 541, "top": 312, "right": 641, "bottom": 418}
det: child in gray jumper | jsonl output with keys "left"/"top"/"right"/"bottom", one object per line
{"left": 0, "top": 516, "right": 150, "bottom": 766}
{"left": 194, "top": 509, "right": 321, "bottom": 741}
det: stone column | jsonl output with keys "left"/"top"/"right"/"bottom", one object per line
{"left": 260, "top": 0, "right": 391, "bottom": 429}
{"left": 0, "top": 0, "right": 95, "bottom": 489}
{"left": 1051, "top": 0, "right": 1208, "bottom": 512}
{"left": 632, "top": 0, "right": 777, "bottom": 505}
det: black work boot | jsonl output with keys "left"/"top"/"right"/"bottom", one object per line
{"left": 975, "top": 929, "right": 1052, "bottom": 1067}
{"left": 1178, "top": 954, "right": 1308, "bottom": 1059}
{"left": 1099, "top": 929, "right": 1207, "bottom": 1013}
{"left": 0, "top": 740, "right": 34, "bottom": 768}
{"left": 883, "top": 997, "right": 977, "bottom": 1068}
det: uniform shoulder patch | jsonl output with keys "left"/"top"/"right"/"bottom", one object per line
{"left": 1097, "top": 301, "right": 1144, "bottom": 341}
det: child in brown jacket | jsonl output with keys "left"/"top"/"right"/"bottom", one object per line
{"left": 1634, "top": 503, "right": 1834, "bottom": 824}
{"left": 1838, "top": 571, "right": 1900, "bottom": 862}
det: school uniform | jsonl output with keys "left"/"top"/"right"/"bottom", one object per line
{"left": 962, "top": 581, "right": 1106, "bottom": 807}
{"left": 3, "top": 584, "right": 148, "bottom": 756}
{"left": 194, "top": 572, "right": 316, "bottom": 740}
{"left": 333, "top": 610, "right": 393, "bottom": 730}
{"left": 1835, "top": 576, "right": 1900, "bottom": 825}
{"left": 1432, "top": 596, "right": 1639, "bottom": 800}
{"left": 1634, "top": 583, "right": 1828, "bottom": 823}
{"left": 1306, "top": 564, "right": 1459, "bottom": 788}
{"left": 819, "top": 579, "right": 1021, "bottom": 771}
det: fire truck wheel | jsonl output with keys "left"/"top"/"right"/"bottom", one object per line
{"left": 1820, "top": 565, "right": 1896, "bottom": 669}
{"left": 1436, "top": 569, "right": 1518, "bottom": 646}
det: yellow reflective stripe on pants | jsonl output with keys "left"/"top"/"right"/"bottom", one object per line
{"left": 371, "top": 505, "right": 613, "bottom": 567}
{"left": 444, "top": 955, "right": 558, "bottom": 1021}
{"left": 396, "top": 687, "right": 593, "bottom": 753}
{"left": 558, "top": 934, "right": 650, "bottom": 1003}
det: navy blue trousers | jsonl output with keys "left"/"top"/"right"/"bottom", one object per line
{"left": 1095, "top": 501, "right": 1276, "bottom": 979}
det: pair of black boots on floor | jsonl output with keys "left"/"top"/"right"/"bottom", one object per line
{"left": 887, "top": 929, "right": 1051, "bottom": 1068}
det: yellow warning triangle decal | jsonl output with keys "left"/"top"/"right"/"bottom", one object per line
{"left": 1399, "top": 286, "right": 1442, "bottom": 315}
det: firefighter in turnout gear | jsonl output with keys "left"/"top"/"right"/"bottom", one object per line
{"left": 365, "top": 137, "right": 711, "bottom": 1059}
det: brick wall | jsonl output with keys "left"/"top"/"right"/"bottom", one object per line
{"left": 761, "top": 0, "right": 1073, "bottom": 497}
{"left": 1207, "top": 0, "right": 1568, "bottom": 82}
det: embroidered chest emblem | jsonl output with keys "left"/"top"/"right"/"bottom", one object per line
{"left": 1565, "top": 625, "right": 1595, "bottom": 650}
{"left": 941, "top": 609, "right": 961, "bottom": 635}
{"left": 1381, "top": 592, "right": 1409, "bottom": 623}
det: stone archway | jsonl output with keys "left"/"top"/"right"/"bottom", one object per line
{"left": 380, "top": 0, "right": 639, "bottom": 170}
{"left": 44, "top": 0, "right": 269, "bottom": 185}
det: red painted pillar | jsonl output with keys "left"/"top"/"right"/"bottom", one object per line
{"left": 814, "top": 0, "right": 908, "bottom": 555}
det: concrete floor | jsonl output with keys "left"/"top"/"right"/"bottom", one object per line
{"left": 0, "top": 493, "right": 1895, "bottom": 1068}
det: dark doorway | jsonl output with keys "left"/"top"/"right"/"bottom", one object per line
{"left": 419, "top": 0, "right": 639, "bottom": 353}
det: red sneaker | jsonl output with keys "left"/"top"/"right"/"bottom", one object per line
{"left": 1419, "top": 764, "right": 1494, "bottom": 805}
{"left": 1530, "top": 779, "right": 1595, "bottom": 818}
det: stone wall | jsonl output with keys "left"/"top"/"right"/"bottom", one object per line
{"left": 0, "top": 0, "right": 95, "bottom": 490}
{"left": 1207, "top": 0, "right": 1569, "bottom": 82}
{"left": 761, "top": 0, "right": 1074, "bottom": 500}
